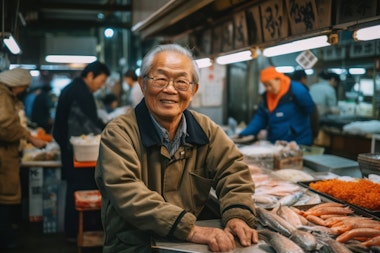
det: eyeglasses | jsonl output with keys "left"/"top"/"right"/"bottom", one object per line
{"left": 144, "top": 75, "right": 194, "bottom": 91}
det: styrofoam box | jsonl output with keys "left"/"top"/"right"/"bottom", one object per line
{"left": 70, "top": 135, "right": 100, "bottom": 162}
{"left": 72, "top": 142, "right": 99, "bottom": 162}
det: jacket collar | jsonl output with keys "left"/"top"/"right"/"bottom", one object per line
{"left": 135, "top": 98, "right": 209, "bottom": 148}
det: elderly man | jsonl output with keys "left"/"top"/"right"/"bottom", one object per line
{"left": 95, "top": 44, "right": 258, "bottom": 252}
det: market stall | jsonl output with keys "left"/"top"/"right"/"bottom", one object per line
{"left": 151, "top": 140, "right": 380, "bottom": 252}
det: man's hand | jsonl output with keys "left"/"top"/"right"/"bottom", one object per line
{"left": 186, "top": 225, "right": 235, "bottom": 252}
{"left": 224, "top": 218, "right": 258, "bottom": 247}
{"left": 28, "top": 135, "right": 47, "bottom": 149}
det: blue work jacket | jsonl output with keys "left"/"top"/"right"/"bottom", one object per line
{"left": 239, "top": 81, "right": 315, "bottom": 145}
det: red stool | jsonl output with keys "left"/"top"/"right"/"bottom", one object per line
{"left": 74, "top": 190, "right": 103, "bottom": 253}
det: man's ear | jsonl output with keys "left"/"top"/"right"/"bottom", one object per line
{"left": 192, "top": 83, "right": 199, "bottom": 95}
{"left": 138, "top": 76, "right": 145, "bottom": 93}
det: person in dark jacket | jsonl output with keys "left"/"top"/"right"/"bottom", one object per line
{"left": 291, "top": 70, "right": 320, "bottom": 140}
{"left": 239, "top": 66, "right": 315, "bottom": 145}
{"left": 52, "top": 60, "right": 110, "bottom": 241}
{"left": 31, "top": 83, "right": 54, "bottom": 133}
{"left": 95, "top": 44, "right": 258, "bottom": 253}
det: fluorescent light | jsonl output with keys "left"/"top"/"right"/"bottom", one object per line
{"left": 215, "top": 50, "right": 252, "bottom": 65}
{"left": 41, "top": 64, "right": 85, "bottom": 70}
{"left": 305, "top": 69, "right": 314, "bottom": 75}
{"left": 30, "top": 70, "right": 40, "bottom": 77}
{"left": 3, "top": 34, "right": 22, "bottom": 54}
{"left": 329, "top": 68, "right": 347, "bottom": 75}
{"left": 263, "top": 35, "right": 330, "bottom": 57}
{"left": 275, "top": 66, "right": 295, "bottom": 73}
{"left": 349, "top": 68, "right": 366, "bottom": 75}
{"left": 195, "top": 58, "right": 212, "bottom": 68}
{"left": 354, "top": 25, "right": 380, "bottom": 41}
{"left": 45, "top": 55, "right": 97, "bottom": 64}
{"left": 10, "top": 64, "right": 37, "bottom": 69}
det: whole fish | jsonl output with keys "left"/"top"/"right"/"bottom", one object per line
{"left": 319, "top": 238, "right": 353, "bottom": 253}
{"left": 258, "top": 206, "right": 317, "bottom": 251}
{"left": 336, "top": 228, "right": 380, "bottom": 243}
{"left": 254, "top": 194, "right": 279, "bottom": 207}
{"left": 278, "top": 189, "right": 306, "bottom": 206}
{"left": 362, "top": 235, "right": 380, "bottom": 247}
{"left": 259, "top": 229, "right": 305, "bottom": 253}
{"left": 256, "top": 206, "right": 296, "bottom": 236}
{"left": 289, "top": 229, "right": 318, "bottom": 251}
{"left": 273, "top": 204, "right": 304, "bottom": 227}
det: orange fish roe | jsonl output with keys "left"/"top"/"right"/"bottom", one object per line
{"left": 310, "top": 179, "right": 380, "bottom": 211}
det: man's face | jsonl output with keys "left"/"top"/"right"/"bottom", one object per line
{"left": 11, "top": 85, "right": 28, "bottom": 96}
{"left": 140, "top": 51, "right": 199, "bottom": 124}
{"left": 87, "top": 73, "right": 108, "bottom": 92}
{"left": 262, "top": 78, "right": 281, "bottom": 95}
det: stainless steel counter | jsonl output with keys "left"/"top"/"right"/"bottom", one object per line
{"left": 21, "top": 160, "right": 62, "bottom": 168}
{"left": 152, "top": 220, "right": 268, "bottom": 253}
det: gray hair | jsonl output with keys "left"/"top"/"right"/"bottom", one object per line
{"left": 140, "top": 44, "right": 200, "bottom": 85}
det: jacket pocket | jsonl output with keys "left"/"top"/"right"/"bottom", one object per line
{"left": 189, "top": 172, "right": 213, "bottom": 214}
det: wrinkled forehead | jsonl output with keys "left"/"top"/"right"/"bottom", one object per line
{"left": 151, "top": 51, "right": 193, "bottom": 74}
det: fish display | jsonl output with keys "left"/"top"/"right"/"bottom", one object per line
{"left": 245, "top": 158, "right": 380, "bottom": 251}
{"left": 249, "top": 165, "right": 321, "bottom": 208}
{"left": 256, "top": 207, "right": 318, "bottom": 251}
{"left": 258, "top": 229, "right": 305, "bottom": 253}
{"left": 294, "top": 202, "right": 380, "bottom": 249}
{"left": 255, "top": 198, "right": 380, "bottom": 252}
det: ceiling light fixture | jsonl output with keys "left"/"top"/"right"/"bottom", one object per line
{"left": 195, "top": 58, "right": 212, "bottom": 68}
{"left": 263, "top": 35, "right": 330, "bottom": 57}
{"left": 275, "top": 66, "right": 295, "bottom": 73}
{"left": 349, "top": 68, "right": 366, "bottom": 75}
{"left": 10, "top": 64, "right": 37, "bottom": 69}
{"left": 45, "top": 55, "right": 97, "bottom": 64}
{"left": 2, "top": 33, "right": 22, "bottom": 55}
{"left": 215, "top": 50, "right": 252, "bottom": 65}
{"left": 353, "top": 25, "right": 380, "bottom": 41}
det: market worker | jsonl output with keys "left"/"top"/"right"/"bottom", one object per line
{"left": 123, "top": 68, "right": 144, "bottom": 107}
{"left": 238, "top": 66, "right": 315, "bottom": 145}
{"left": 53, "top": 61, "right": 110, "bottom": 242}
{"left": 0, "top": 68, "right": 47, "bottom": 249}
{"left": 291, "top": 69, "right": 320, "bottom": 140}
{"left": 309, "top": 69, "right": 340, "bottom": 116}
{"left": 95, "top": 44, "right": 258, "bottom": 252}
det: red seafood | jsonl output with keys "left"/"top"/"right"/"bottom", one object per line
{"left": 336, "top": 228, "right": 380, "bottom": 243}
{"left": 304, "top": 206, "right": 353, "bottom": 217}
{"left": 361, "top": 235, "right": 380, "bottom": 247}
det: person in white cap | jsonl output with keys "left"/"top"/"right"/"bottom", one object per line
{"left": 0, "top": 68, "right": 47, "bottom": 249}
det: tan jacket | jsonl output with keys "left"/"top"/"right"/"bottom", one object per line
{"left": 0, "top": 84, "right": 30, "bottom": 204}
{"left": 95, "top": 100, "right": 256, "bottom": 252}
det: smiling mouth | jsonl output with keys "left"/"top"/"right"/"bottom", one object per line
{"left": 160, "top": 99, "right": 177, "bottom": 104}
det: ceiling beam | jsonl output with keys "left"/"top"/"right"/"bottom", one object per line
{"left": 23, "top": 2, "right": 131, "bottom": 12}
{"left": 24, "top": 19, "right": 131, "bottom": 30}
{"left": 132, "top": 0, "right": 215, "bottom": 38}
